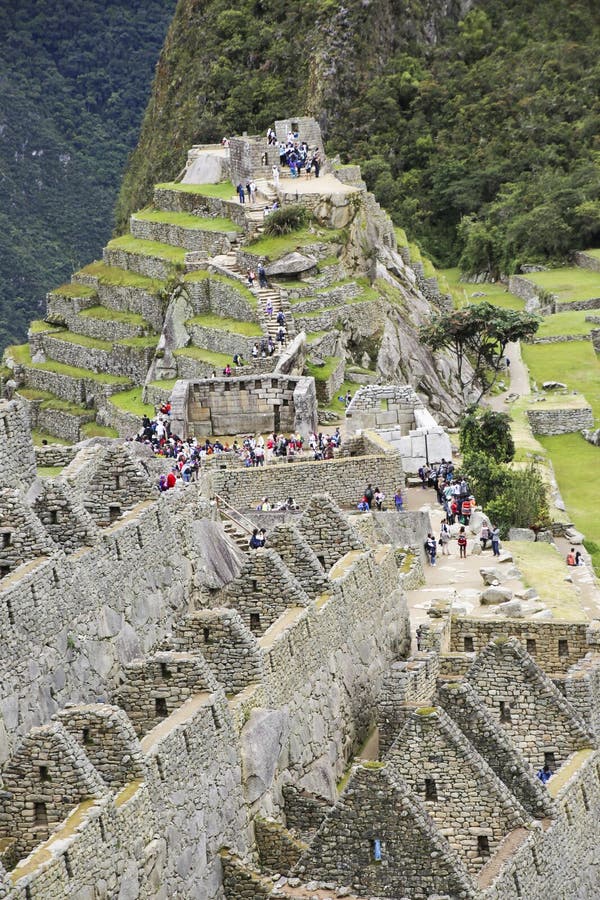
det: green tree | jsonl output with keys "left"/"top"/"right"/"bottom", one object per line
{"left": 486, "top": 466, "right": 551, "bottom": 538}
{"left": 460, "top": 410, "right": 515, "bottom": 462}
{"left": 419, "top": 303, "right": 539, "bottom": 402}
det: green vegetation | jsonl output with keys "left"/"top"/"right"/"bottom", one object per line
{"left": 154, "top": 181, "right": 236, "bottom": 200}
{"left": 149, "top": 378, "right": 178, "bottom": 390}
{"left": 29, "top": 320, "right": 61, "bottom": 334}
{"left": 394, "top": 226, "right": 408, "bottom": 248}
{"left": 78, "top": 263, "right": 164, "bottom": 293}
{"left": 247, "top": 227, "right": 339, "bottom": 261}
{"left": 522, "top": 268, "right": 600, "bottom": 303}
{"left": 440, "top": 269, "right": 525, "bottom": 311}
{"left": 173, "top": 346, "right": 232, "bottom": 367}
{"left": 48, "top": 283, "right": 96, "bottom": 299}
{"left": 0, "top": 0, "right": 176, "bottom": 351}
{"left": 17, "top": 388, "right": 91, "bottom": 415}
{"left": 37, "top": 466, "right": 65, "bottom": 477}
{"left": 48, "top": 330, "right": 113, "bottom": 351}
{"left": 79, "top": 305, "right": 148, "bottom": 326}
{"left": 535, "top": 311, "right": 599, "bottom": 338}
{"left": 511, "top": 541, "right": 587, "bottom": 620}
{"left": 263, "top": 204, "right": 309, "bottom": 237}
{"left": 522, "top": 341, "right": 600, "bottom": 418}
{"left": 187, "top": 313, "right": 262, "bottom": 336}
{"left": 306, "top": 356, "right": 343, "bottom": 382}
{"left": 116, "top": 336, "right": 159, "bottom": 349}
{"left": 106, "top": 235, "right": 186, "bottom": 265}
{"left": 460, "top": 409, "right": 515, "bottom": 463}
{"left": 81, "top": 422, "right": 119, "bottom": 438}
{"left": 183, "top": 270, "right": 257, "bottom": 307}
{"left": 32, "top": 430, "right": 71, "bottom": 447}
{"left": 306, "top": 331, "right": 328, "bottom": 343}
{"left": 109, "top": 387, "right": 154, "bottom": 417}
{"left": 133, "top": 208, "right": 242, "bottom": 232}
{"left": 8, "top": 343, "right": 131, "bottom": 384}
{"left": 322, "top": 380, "right": 356, "bottom": 416}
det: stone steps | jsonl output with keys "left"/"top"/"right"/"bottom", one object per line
{"left": 222, "top": 519, "right": 251, "bottom": 552}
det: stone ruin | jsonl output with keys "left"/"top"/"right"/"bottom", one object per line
{"left": 0, "top": 399, "right": 600, "bottom": 898}
{"left": 345, "top": 384, "right": 453, "bottom": 474}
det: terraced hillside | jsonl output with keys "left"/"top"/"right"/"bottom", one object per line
{"left": 3, "top": 164, "right": 466, "bottom": 442}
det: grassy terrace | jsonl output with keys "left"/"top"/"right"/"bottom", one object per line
{"left": 133, "top": 208, "right": 242, "bottom": 232}
{"left": 42, "top": 329, "right": 157, "bottom": 351}
{"left": 109, "top": 387, "right": 155, "bottom": 418}
{"left": 247, "top": 226, "right": 342, "bottom": 260}
{"left": 534, "top": 310, "right": 599, "bottom": 338}
{"left": 48, "top": 282, "right": 96, "bottom": 299}
{"left": 510, "top": 542, "right": 586, "bottom": 620}
{"left": 440, "top": 268, "right": 525, "bottom": 311}
{"left": 394, "top": 226, "right": 408, "bottom": 248}
{"left": 32, "top": 429, "right": 71, "bottom": 446}
{"left": 18, "top": 388, "right": 91, "bottom": 415}
{"left": 105, "top": 235, "right": 186, "bottom": 265}
{"left": 184, "top": 270, "right": 257, "bottom": 307}
{"left": 78, "top": 262, "right": 165, "bottom": 293}
{"left": 29, "top": 320, "right": 61, "bottom": 334}
{"left": 82, "top": 422, "right": 119, "bottom": 438}
{"left": 306, "top": 356, "right": 342, "bottom": 382}
{"left": 7, "top": 343, "right": 131, "bottom": 384}
{"left": 522, "top": 341, "right": 600, "bottom": 418}
{"left": 173, "top": 346, "right": 232, "bottom": 367}
{"left": 79, "top": 305, "right": 149, "bottom": 326}
{"left": 149, "top": 378, "right": 178, "bottom": 390}
{"left": 156, "top": 180, "right": 236, "bottom": 200}
{"left": 522, "top": 266, "right": 600, "bottom": 302}
{"left": 186, "top": 312, "right": 262, "bottom": 336}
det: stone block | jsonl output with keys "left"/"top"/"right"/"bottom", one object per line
{"left": 480, "top": 586, "right": 513, "bottom": 605}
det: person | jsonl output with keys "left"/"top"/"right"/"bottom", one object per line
{"left": 249, "top": 180, "right": 257, "bottom": 203}
{"left": 277, "top": 326, "right": 286, "bottom": 347}
{"left": 258, "top": 262, "right": 268, "bottom": 288}
{"left": 480, "top": 523, "right": 490, "bottom": 551}
{"left": 223, "top": 364, "right": 232, "bottom": 377}
{"left": 345, "top": 390, "right": 352, "bottom": 407}
{"left": 258, "top": 529, "right": 267, "bottom": 547}
{"left": 272, "top": 164, "right": 279, "bottom": 186}
{"left": 439, "top": 520, "right": 451, "bottom": 555}
{"left": 260, "top": 497, "right": 271, "bottom": 511}
{"left": 416, "top": 624, "right": 424, "bottom": 651}
{"left": 252, "top": 343, "right": 259, "bottom": 359}
{"left": 491, "top": 524, "right": 501, "bottom": 557}
{"left": 457, "top": 527, "right": 467, "bottom": 559}
{"left": 249, "top": 528, "right": 262, "bottom": 550}
{"left": 575, "top": 549, "right": 583, "bottom": 566}
{"left": 357, "top": 496, "right": 370, "bottom": 512}
{"left": 237, "top": 183, "right": 245, "bottom": 204}
{"left": 166, "top": 468, "right": 177, "bottom": 489}
{"left": 265, "top": 298, "right": 273, "bottom": 317}
{"left": 394, "top": 488, "right": 403, "bottom": 512}
{"left": 364, "top": 484, "right": 374, "bottom": 509}
{"left": 374, "top": 488, "right": 385, "bottom": 511}
{"left": 425, "top": 532, "right": 437, "bottom": 566}
{"left": 4, "top": 377, "right": 16, "bottom": 400}
{"left": 277, "top": 310, "right": 285, "bottom": 327}
{"left": 566, "top": 549, "right": 576, "bottom": 566}
{"left": 536, "top": 764, "right": 552, "bottom": 785}
{"left": 247, "top": 268, "right": 256, "bottom": 287}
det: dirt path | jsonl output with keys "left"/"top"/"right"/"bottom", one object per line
{"left": 489, "top": 340, "right": 530, "bottom": 412}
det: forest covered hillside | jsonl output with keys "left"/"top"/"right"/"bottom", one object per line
{"left": 118, "top": 0, "right": 600, "bottom": 278}
{"left": 0, "top": 0, "right": 176, "bottom": 349}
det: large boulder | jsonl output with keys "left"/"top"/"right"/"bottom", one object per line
{"left": 493, "top": 600, "right": 525, "bottom": 618}
{"left": 241, "top": 708, "right": 287, "bottom": 803}
{"left": 508, "top": 528, "right": 535, "bottom": 542}
{"left": 265, "top": 252, "right": 318, "bottom": 276}
{"left": 480, "top": 586, "right": 513, "bottom": 605}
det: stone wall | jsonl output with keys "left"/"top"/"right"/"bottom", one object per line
{"left": 34, "top": 443, "right": 77, "bottom": 469}
{"left": 450, "top": 616, "right": 589, "bottom": 673}
{"left": 592, "top": 327, "right": 600, "bottom": 353}
{"left": 152, "top": 186, "right": 247, "bottom": 230}
{"left": 103, "top": 245, "right": 181, "bottom": 282}
{"left": 186, "top": 275, "right": 259, "bottom": 322}
{"left": 311, "top": 356, "right": 345, "bottom": 403}
{"left": 208, "top": 450, "right": 404, "bottom": 510}
{"left": 130, "top": 215, "right": 239, "bottom": 254}
{"left": 0, "top": 400, "right": 37, "bottom": 488}
{"left": 574, "top": 250, "right": 600, "bottom": 273}
{"left": 526, "top": 404, "right": 594, "bottom": 435}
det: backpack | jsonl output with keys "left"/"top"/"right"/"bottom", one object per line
{"left": 458, "top": 535, "right": 467, "bottom": 546}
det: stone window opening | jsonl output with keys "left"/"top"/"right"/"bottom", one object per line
{"left": 6, "top": 597, "right": 14, "bottom": 625}
{"left": 558, "top": 639, "right": 569, "bottom": 657}
{"left": 499, "top": 700, "right": 512, "bottom": 723}
{"left": 155, "top": 697, "right": 168, "bottom": 719}
{"left": 49, "top": 509, "right": 58, "bottom": 525}
{"left": 82, "top": 727, "right": 92, "bottom": 745}
{"left": 513, "top": 873, "right": 522, "bottom": 897}
{"left": 425, "top": 778, "right": 438, "bottom": 801}
{"left": 109, "top": 504, "right": 121, "bottom": 524}
{"left": 160, "top": 662, "right": 171, "bottom": 680}
{"left": 250, "top": 612, "right": 261, "bottom": 633}
{"left": 25, "top": 887, "right": 32, "bottom": 900}
{"left": 582, "top": 785, "right": 590, "bottom": 811}
{"left": 115, "top": 474, "right": 122, "bottom": 490}
{"left": 566, "top": 804, "right": 574, "bottom": 826}
{"left": 99, "top": 816, "right": 106, "bottom": 842}
{"left": 544, "top": 751, "right": 556, "bottom": 770}
{"left": 156, "top": 755, "right": 165, "bottom": 781}
{"left": 211, "top": 705, "right": 222, "bottom": 731}
{"left": 370, "top": 838, "right": 382, "bottom": 863}
{"left": 64, "top": 850, "right": 73, "bottom": 878}
{"left": 183, "top": 731, "right": 191, "bottom": 755}
{"left": 203, "top": 627, "right": 211, "bottom": 644}
{"left": 34, "top": 801, "right": 48, "bottom": 826}
{"left": 39, "top": 765, "right": 50, "bottom": 782}
{"left": 316, "top": 554, "right": 326, "bottom": 570}
{"left": 526, "top": 638, "right": 537, "bottom": 655}
{"left": 464, "top": 636, "right": 474, "bottom": 653}
{"left": 0, "top": 564, "right": 10, "bottom": 580}
{"left": 1, "top": 531, "right": 12, "bottom": 549}
{"left": 477, "top": 835, "right": 490, "bottom": 856}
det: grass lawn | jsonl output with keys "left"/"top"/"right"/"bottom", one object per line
{"left": 17, "top": 388, "right": 91, "bottom": 416}
{"left": 522, "top": 340, "right": 600, "bottom": 419}
{"left": 184, "top": 270, "right": 257, "bottom": 307}
{"left": 116, "top": 336, "right": 159, "bottom": 349}
{"left": 439, "top": 268, "right": 525, "bottom": 311}
{"left": 78, "top": 262, "right": 165, "bottom": 293}
{"left": 306, "top": 356, "right": 343, "bottom": 382}
{"left": 173, "top": 346, "right": 232, "bottom": 367}
{"left": 306, "top": 331, "right": 328, "bottom": 343}
{"left": 109, "top": 387, "right": 155, "bottom": 418}
{"left": 522, "top": 267, "right": 600, "bottom": 302}
{"left": 47, "top": 330, "right": 112, "bottom": 351}
{"left": 7, "top": 342, "right": 132, "bottom": 383}
{"left": 133, "top": 208, "right": 242, "bottom": 232}
{"left": 106, "top": 235, "right": 186, "bottom": 265}
{"left": 394, "top": 226, "right": 408, "bottom": 248}
{"left": 534, "top": 310, "right": 599, "bottom": 338}
{"left": 48, "top": 282, "right": 96, "bottom": 299}
{"left": 149, "top": 378, "right": 179, "bottom": 390}
{"left": 509, "top": 541, "right": 586, "bottom": 620}
{"left": 32, "top": 429, "right": 71, "bottom": 447}
{"left": 247, "top": 226, "right": 341, "bottom": 260}
{"left": 186, "top": 313, "right": 262, "bottom": 336}
{"left": 37, "top": 466, "right": 65, "bottom": 477}
{"left": 79, "top": 305, "right": 148, "bottom": 326}
{"left": 81, "top": 422, "right": 119, "bottom": 438}
{"left": 155, "top": 181, "right": 237, "bottom": 200}
{"left": 322, "top": 379, "right": 357, "bottom": 416}
{"left": 538, "top": 433, "right": 600, "bottom": 571}
{"left": 29, "top": 320, "right": 62, "bottom": 334}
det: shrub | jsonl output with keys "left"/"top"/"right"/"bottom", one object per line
{"left": 263, "top": 204, "right": 310, "bottom": 236}
{"left": 460, "top": 409, "right": 515, "bottom": 462}
{"left": 486, "top": 465, "right": 551, "bottom": 537}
